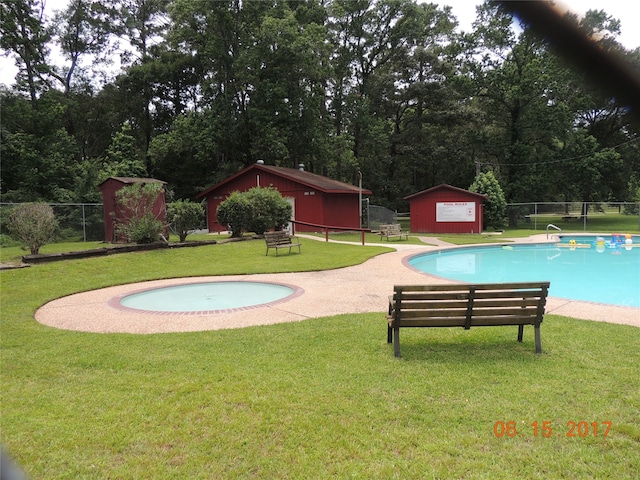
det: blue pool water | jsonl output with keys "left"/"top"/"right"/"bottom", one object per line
{"left": 120, "top": 281, "right": 296, "bottom": 312}
{"left": 408, "top": 239, "right": 640, "bottom": 307}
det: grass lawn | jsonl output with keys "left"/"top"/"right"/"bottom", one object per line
{"left": 1, "top": 237, "right": 639, "bottom": 478}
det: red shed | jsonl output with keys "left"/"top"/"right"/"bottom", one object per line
{"left": 196, "top": 163, "right": 371, "bottom": 233}
{"left": 405, "top": 184, "right": 487, "bottom": 234}
{"left": 99, "top": 177, "right": 167, "bottom": 243}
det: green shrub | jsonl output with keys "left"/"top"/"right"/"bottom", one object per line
{"left": 216, "top": 191, "right": 252, "bottom": 237}
{"left": 470, "top": 171, "right": 507, "bottom": 231}
{"left": 217, "top": 187, "right": 293, "bottom": 237}
{"left": 125, "top": 214, "right": 164, "bottom": 243}
{"left": 5, "top": 203, "right": 58, "bottom": 254}
{"left": 114, "top": 183, "right": 165, "bottom": 243}
{"left": 167, "top": 200, "right": 205, "bottom": 242}
{"left": 245, "top": 186, "right": 292, "bottom": 234}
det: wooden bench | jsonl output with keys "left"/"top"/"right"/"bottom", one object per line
{"left": 264, "top": 230, "right": 301, "bottom": 256}
{"left": 378, "top": 224, "right": 409, "bottom": 241}
{"left": 387, "top": 282, "right": 550, "bottom": 357}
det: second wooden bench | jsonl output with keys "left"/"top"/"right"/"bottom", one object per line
{"left": 378, "top": 224, "right": 409, "bottom": 241}
{"left": 264, "top": 230, "right": 301, "bottom": 256}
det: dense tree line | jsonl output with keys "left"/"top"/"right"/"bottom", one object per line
{"left": 1, "top": 0, "right": 639, "bottom": 214}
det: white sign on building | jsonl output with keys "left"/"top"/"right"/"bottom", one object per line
{"left": 436, "top": 202, "right": 476, "bottom": 222}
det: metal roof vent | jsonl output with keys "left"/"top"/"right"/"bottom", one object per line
{"left": 256, "top": 159, "right": 265, "bottom": 165}
{"left": 298, "top": 163, "right": 305, "bottom": 171}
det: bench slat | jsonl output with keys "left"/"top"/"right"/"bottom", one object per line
{"left": 394, "top": 298, "right": 542, "bottom": 309}
{"left": 393, "top": 282, "right": 547, "bottom": 292}
{"left": 394, "top": 315, "right": 540, "bottom": 328}
{"left": 392, "top": 305, "right": 539, "bottom": 317}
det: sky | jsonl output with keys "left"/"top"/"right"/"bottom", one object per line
{"left": 437, "top": 0, "right": 640, "bottom": 48}
{"left": 1, "top": 0, "right": 639, "bottom": 87}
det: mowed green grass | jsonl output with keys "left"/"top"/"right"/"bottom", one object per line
{"left": 1, "top": 238, "right": 639, "bottom": 478}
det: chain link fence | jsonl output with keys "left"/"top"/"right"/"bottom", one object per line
{"left": 363, "top": 203, "right": 397, "bottom": 230}
{"left": 1, "top": 203, "right": 104, "bottom": 242}
{"left": 363, "top": 201, "right": 639, "bottom": 232}
{"left": 506, "top": 202, "right": 640, "bottom": 231}
{"left": 1, "top": 201, "right": 638, "bottom": 244}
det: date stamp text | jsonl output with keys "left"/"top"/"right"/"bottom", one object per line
{"left": 493, "top": 421, "right": 612, "bottom": 438}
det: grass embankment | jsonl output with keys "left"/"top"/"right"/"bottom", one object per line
{"left": 1, "top": 237, "right": 639, "bottom": 478}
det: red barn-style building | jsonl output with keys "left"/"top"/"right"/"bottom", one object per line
{"left": 99, "top": 177, "right": 167, "bottom": 243}
{"left": 197, "top": 163, "right": 371, "bottom": 233}
{"left": 405, "top": 184, "right": 487, "bottom": 234}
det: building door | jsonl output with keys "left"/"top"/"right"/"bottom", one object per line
{"left": 286, "top": 197, "right": 295, "bottom": 233}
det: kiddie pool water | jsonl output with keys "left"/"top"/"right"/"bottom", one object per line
{"left": 407, "top": 235, "right": 640, "bottom": 307}
{"left": 120, "top": 281, "right": 296, "bottom": 313}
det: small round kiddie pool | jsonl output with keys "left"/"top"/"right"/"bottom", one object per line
{"left": 113, "top": 281, "right": 297, "bottom": 314}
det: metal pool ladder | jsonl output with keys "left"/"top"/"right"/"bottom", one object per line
{"left": 547, "top": 224, "right": 561, "bottom": 240}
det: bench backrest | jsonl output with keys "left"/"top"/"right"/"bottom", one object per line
{"left": 390, "top": 282, "right": 549, "bottom": 329}
{"left": 264, "top": 230, "right": 294, "bottom": 246}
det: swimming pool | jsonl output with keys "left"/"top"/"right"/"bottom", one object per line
{"left": 407, "top": 240, "right": 640, "bottom": 307}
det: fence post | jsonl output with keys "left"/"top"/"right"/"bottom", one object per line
{"left": 82, "top": 204, "right": 87, "bottom": 242}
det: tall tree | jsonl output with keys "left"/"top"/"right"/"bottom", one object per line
{"left": 246, "top": 1, "right": 332, "bottom": 169}
{"left": 50, "top": 0, "right": 114, "bottom": 96}
{"left": 468, "top": 2, "right": 572, "bottom": 209}
{"left": 0, "top": 92, "right": 80, "bottom": 202}
{"left": 148, "top": 110, "right": 237, "bottom": 199}
{"left": 169, "top": 0, "right": 270, "bottom": 167}
{"left": 110, "top": 0, "right": 172, "bottom": 161}
{"left": 326, "top": 0, "right": 419, "bottom": 191}
{"left": 0, "top": 0, "right": 52, "bottom": 102}
{"left": 98, "top": 122, "right": 148, "bottom": 183}
{"left": 383, "top": 2, "right": 468, "bottom": 202}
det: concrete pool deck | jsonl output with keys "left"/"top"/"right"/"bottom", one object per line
{"left": 35, "top": 234, "right": 639, "bottom": 334}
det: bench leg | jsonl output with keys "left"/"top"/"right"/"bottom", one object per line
{"left": 393, "top": 326, "right": 401, "bottom": 357}
{"left": 387, "top": 325, "right": 392, "bottom": 344}
{"left": 534, "top": 325, "right": 542, "bottom": 354}
{"left": 517, "top": 324, "right": 524, "bottom": 342}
